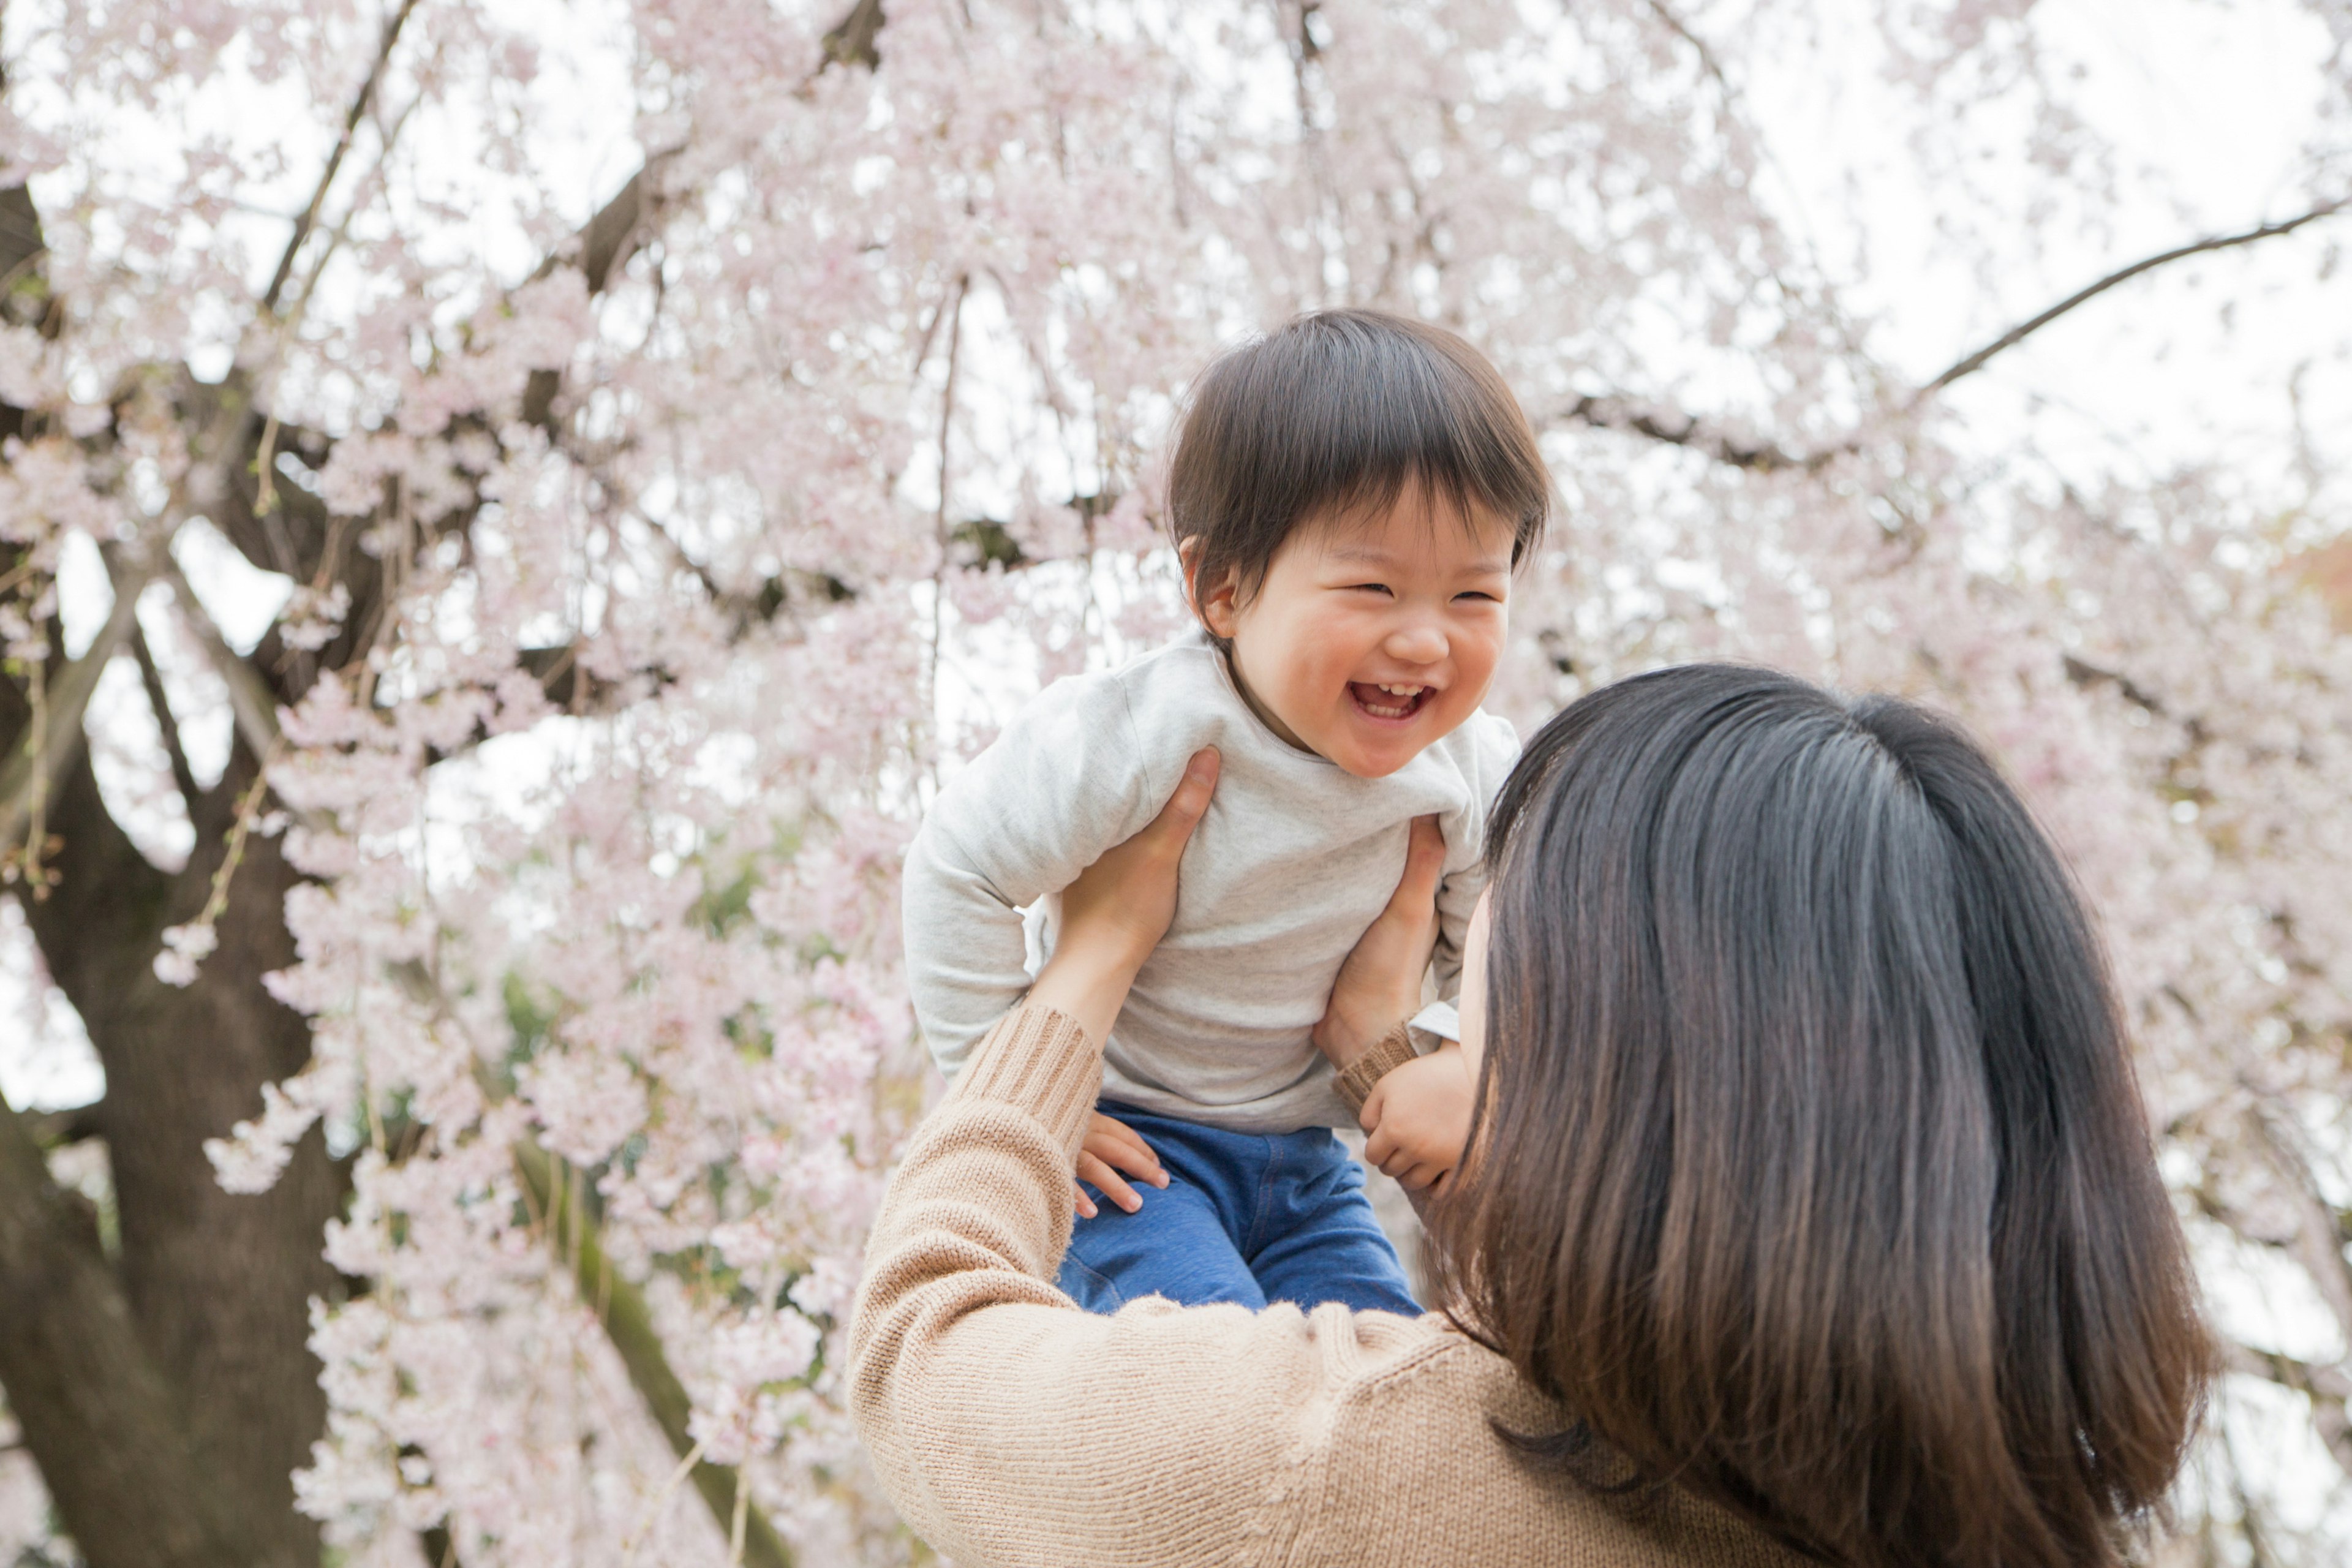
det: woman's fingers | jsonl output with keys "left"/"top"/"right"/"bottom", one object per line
{"left": 1129, "top": 747, "right": 1221, "bottom": 869}
{"left": 1155, "top": 747, "right": 1221, "bottom": 843}
{"left": 1033, "top": 749, "right": 1221, "bottom": 1039}
{"left": 1071, "top": 1179, "right": 1098, "bottom": 1219}
{"left": 1390, "top": 813, "right": 1447, "bottom": 914}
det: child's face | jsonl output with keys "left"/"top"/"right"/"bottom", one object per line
{"left": 1197, "top": 488, "right": 1514, "bottom": 778}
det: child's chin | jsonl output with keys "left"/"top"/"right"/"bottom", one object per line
{"left": 1329, "top": 743, "right": 1413, "bottom": 780}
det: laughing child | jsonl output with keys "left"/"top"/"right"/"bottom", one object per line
{"left": 900, "top": 307, "right": 1549, "bottom": 1315}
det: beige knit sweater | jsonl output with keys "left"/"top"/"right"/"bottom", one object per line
{"left": 848, "top": 1002, "right": 1805, "bottom": 1567}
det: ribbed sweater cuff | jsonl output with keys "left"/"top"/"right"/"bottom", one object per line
{"left": 1334, "top": 1020, "right": 1419, "bottom": 1115}
{"left": 948, "top": 1003, "right": 1101, "bottom": 1156}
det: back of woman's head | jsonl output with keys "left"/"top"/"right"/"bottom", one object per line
{"left": 1432, "top": 663, "right": 2210, "bottom": 1568}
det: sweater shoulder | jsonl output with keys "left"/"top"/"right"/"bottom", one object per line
{"left": 1305, "top": 1329, "right": 1805, "bottom": 1567}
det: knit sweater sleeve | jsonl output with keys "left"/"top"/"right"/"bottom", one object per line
{"left": 847, "top": 1001, "right": 1438, "bottom": 1567}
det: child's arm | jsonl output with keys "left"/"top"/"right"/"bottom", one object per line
{"left": 903, "top": 676, "right": 1163, "bottom": 1084}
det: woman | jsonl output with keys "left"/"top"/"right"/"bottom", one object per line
{"left": 849, "top": 664, "right": 2210, "bottom": 1567}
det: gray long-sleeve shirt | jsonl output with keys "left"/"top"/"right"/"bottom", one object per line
{"left": 901, "top": 631, "right": 1519, "bottom": 1133}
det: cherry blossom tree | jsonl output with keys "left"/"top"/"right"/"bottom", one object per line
{"left": 1, "top": 1, "right": 2348, "bottom": 1564}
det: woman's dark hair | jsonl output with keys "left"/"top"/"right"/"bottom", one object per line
{"left": 1430, "top": 663, "right": 2211, "bottom": 1568}
{"left": 1166, "top": 307, "right": 1549, "bottom": 617}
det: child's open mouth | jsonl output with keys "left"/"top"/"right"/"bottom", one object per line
{"left": 1349, "top": 682, "right": 1434, "bottom": 721}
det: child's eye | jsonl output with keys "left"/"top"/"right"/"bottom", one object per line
{"left": 1455, "top": 590, "right": 1501, "bottom": 603}
{"left": 1345, "top": 582, "right": 1394, "bottom": 596}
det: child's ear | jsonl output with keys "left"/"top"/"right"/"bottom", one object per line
{"left": 1181, "top": 540, "right": 1244, "bottom": 639}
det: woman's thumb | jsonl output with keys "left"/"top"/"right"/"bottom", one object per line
{"left": 1398, "top": 815, "right": 1447, "bottom": 901}
{"left": 1158, "top": 747, "right": 1220, "bottom": 840}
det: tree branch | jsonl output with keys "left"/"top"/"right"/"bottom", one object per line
{"left": 2223, "top": 1340, "right": 2352, "bottom": 1477}
{"left": 519, "top": 0, "right": 887, "bottom": 432}
{"left": 129, "top": 623, "right": 202, "bottom": 815}
{"left": 512, "top": 1142, "right": 793, "bottom": 1568}
{"left": 519, "top": 167, "right": 662, "bottom": 431}
{"left": 154, "top": 562, "right": 287, "bottom": 781}
{"left": 1562, "top": 197, "right": 2351, "bottom": 477}
{"left": 1642, "top": 0, "right": 1732, "bottom": 95}
{"left": 23, "top": 1100, "right": 105, "bottom": 1148}
{"left": 821, "top": 0, "right": 887, "bottom": 69}
{"left": 0, "top": 554, "right": 160, "bottom": 856}
{"left": 383, "top": 961, "right": 794, "bottom": 1568}
{"left": 1915, "top": 196, "right": 2352, "bottom": 401}
{"left": 0, "top": 1095, "right": 253, "bottom": 1566}
{"left": 2247, "top": 1106, "right": 2352, "bottom": 1346}
{"left": 260, "top": 0, "right": 424, "bottom": 314}
{"left": 1556, "top": 393, "right": 1836, "bottom": 473}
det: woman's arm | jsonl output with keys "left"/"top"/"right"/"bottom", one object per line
{"left": 1022, "top": 748, "right": 1221, "bottom": 1041}
{"left": 1313, "top": 813, "right": 1447, "bottom": 1109}
{"left": 848, "top": 750, "right": 1447, "bottom": 1566}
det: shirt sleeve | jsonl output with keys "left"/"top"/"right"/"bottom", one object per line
{"left": 900, "top": 673, "right": 1160, "bottom": 1081}
{"left": 1428, "top": 710, "right": 1521, "bottom": 998}
{"left": 846, "top": 1003, "right": 1441, "bottom": 1568}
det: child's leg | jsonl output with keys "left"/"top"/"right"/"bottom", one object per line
{"left": 1057, "top": 1104, "right": 1264, "bottom": 1313}
{"left": 1243, "top": 1129, "right": 1422, "bottom": 1316}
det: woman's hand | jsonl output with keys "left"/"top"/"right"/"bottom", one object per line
{"left": 1311, "top": 815, "right": 1447, "bottom": 1070}
{"left": 1028, "top": 747, "right": 1221, "bottom": 1054}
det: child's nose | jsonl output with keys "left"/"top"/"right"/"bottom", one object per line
{"left": 1382, "top": 622, "right": 1448, "bottom": 665}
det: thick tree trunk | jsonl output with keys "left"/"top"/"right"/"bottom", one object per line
{"left": 17, "top": 741, "right": 342, "bottom": 1568}
{"left": 0, "top": 1099, "right": 249, "bottom": 1568}
{"left": 0, "top": 16, "right": 885, "bottom": 1550}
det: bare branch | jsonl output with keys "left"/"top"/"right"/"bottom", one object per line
{"left": 1562, "top": 198, "right": 2351, "bottom": 477}
{"left": 1642, "top": 0, "right": 1733, "bottom": 95}
{"left": 1915, "top": 196, "right": 2352, "bottom": 402}
{"left": 2247, "top": 1107, "right": 2352, "bottom": 1344}
{"left": 24, "top": 1099, "right": 104, "bottom": 1148}
{"left": 821, "top": 0, "right": 887, "bottom": 70}
{"left": 0, "top": 554, "right": 160, "bottom": 855}
{"left": 128, "top": 624, "right": 201, "bottom": 814}
{"left": 1557, "top": 392, "right": 1842, "bottom": 474}
{"left": 261, "top": 0, "right": 424, "bottom": 314}
{"left": 2224, "top": 1340, "right": 2352, "bottom": 1477}
{"left": 0, "top": 184, "right": 42, "bottom": 300}
{"left": 519, "top": 165, "right": 665, "bottom": 431}
{"left": 155, "top": 560, "right": 287, "bottom": 775}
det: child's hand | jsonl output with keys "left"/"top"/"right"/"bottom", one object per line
{"left": 1360, "top": 1043, "right": 1474, "bottom": 1192}
{"left": 1073, "top": 1110, "right": 1169, "bottom": 1218}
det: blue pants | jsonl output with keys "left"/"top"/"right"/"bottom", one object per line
{"left": 1056, "top": 1101, "right": 1421, "bottom": 1316}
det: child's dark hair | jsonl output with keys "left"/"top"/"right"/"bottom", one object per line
{"left": 1167, "top": 308, "right": 1550, "bottom": 613}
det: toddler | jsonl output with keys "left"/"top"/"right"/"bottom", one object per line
{"left": 901, "top": 307, "right": 1549, "bottom": 1316}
